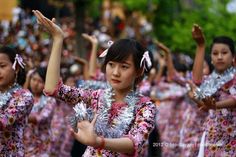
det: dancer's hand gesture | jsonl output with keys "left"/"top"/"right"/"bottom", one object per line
{"left": 32, "top": 10, "right": 64, "bottom": 40}
{"left": 71, "top": 114, "right": 100, "bottom": 147}
{"left": 192, "top": 24, "right": 205, "bottom": 46}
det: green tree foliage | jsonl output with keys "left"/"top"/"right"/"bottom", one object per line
{"left": 153, "top": 0, "right": 236, "bottom": 56}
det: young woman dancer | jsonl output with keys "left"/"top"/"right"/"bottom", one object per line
{"left": 0, "top": 46, "right": 33, "bottom": 156}
{"left": 33, "top": 10, "right": 156, "bottom": 157}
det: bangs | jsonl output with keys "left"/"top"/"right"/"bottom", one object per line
{"left": 101, "top": 39, "right": 145, "bottom": 73}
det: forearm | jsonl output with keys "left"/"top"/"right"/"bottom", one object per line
{"left": 166, "top": 53, "right": 175, "bottom": 80}
{"left": 97, "top": 137, "right": 134, "bottom": 154}
{"left": 45, "top": 37, "right": 63, "bottom": 92}
{"left": 216, "top": 98, "right": 236, "bottom": 109}
{"left": 155, "top": 65, "right": 164, "bottom": 83}
{"left": 23, "top": 75, "right": 30, "bottom": 89}
{"left": 192, "top": 45, "right": 205, "bottom": 83}
{"left": 89, "top": 44, "right": 98, "bottom": 78}
{"left": 83, "top": 64, "right": 90, "bottom": 80}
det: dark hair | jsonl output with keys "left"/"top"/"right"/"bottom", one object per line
{"left": 33, "top": 67, "right": 47, "bottom": 83}
{"left": 204, "top": 54, "right": 214, "bottom": 73}
{"left": 210, "top": 36, "right": 235, "bottom": 56}
{"left": 101, "top": 38, "right": 150, "bottom": 85}
{"left": 0, "top": 46, "right": 26, "bottom": 85}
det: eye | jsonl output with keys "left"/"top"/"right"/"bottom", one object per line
{"left": 212, "top": 51, "right": 218, "bottom": 56}
{"left": 0, "top": 64, "right": 6, "bottom": 68}
{"left": 121, "top": 65, "right": 129, "bottom": 69}
{"left": 108, "top": 62, "right": 114, "bottom": 67}
{"left": 222, "top": 51, "right": 228, "bottom": 55}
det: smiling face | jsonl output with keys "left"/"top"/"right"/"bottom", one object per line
{"left": 106, "top": 55, "right": 139, "bottom": 94}
{"left": 0, "top": 53, "right": 16, "bottom": 92}
{"left": 211, "top": 43, "right": 234, "bottom": 73}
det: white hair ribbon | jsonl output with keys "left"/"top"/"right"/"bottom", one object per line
{"left": 140, "top": 51, "right": 152, "bottom": 70}
{"left": 12, "top": 54, "right": 25, "bottom": 70}
{"left": 99, "top": 40, "right": 113, "bottom": 57}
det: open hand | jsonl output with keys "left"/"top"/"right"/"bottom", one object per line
{"left": 32, "top": 10, "right": 64, "bottom": 39}
{"left": 202, "top": 96, "right": 216, "bottom": 110}
{"left": 82, "top": 33, "right": 98, "bottom": 45}
{"left": 192, "top": 24, "right": 205, "bottom": 46}
{"left": 71, "top": 114, "right": 100, "bottom": 147}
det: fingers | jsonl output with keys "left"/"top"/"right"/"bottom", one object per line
{"left": 91, "top": 114, "right": 98, "bottom": 126}
{"left": 33, "top": 10, "right": 54, "bottom": 30}
{"left": 82, "top": 33, "right": 89, "bottom": 39}
{"left": 70, "top": 127, "right": 80, "bottom": 141}
{"left": 52, "top": 18, "right": 56, "bottom": 23}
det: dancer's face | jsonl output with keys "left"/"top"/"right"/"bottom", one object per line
{"left": 0, "top": 53, "right": 15, "bottom": 92}
{"left": 211, "top": 43, "right": 234, "bottom": 73}
{"left": 106, "top": 55, "right": 139, "bottom": 95}
{"left": 30, "top": 72, "right": 44, "bottom": 96}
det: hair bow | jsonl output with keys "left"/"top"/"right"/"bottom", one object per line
{"left": 12, "top": 54, "right": 26, "bottom": 70}
{"left": 99, "top": 41, "right": 113, "bottom": 57}
{"left": 140, "top": 51, "right": 152, "bottom": 70}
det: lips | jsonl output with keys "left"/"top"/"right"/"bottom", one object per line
{"left": 216, "top": 62, "right": 225, "bottom": 65}
{"left": 111, "top": 79, "right": 121, "bottom": 83}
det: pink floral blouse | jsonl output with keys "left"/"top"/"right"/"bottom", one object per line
{"left": 204, "top": 75, "right": 236, "bottom": 157}
{"left": 0, "top": 88, "right": 33, "bottom": 157}
{"left": 45, "top": 80, "right": 156, "bottom": 157}
{"left": 23, "top": 95, "right": 56, "bottom": 157}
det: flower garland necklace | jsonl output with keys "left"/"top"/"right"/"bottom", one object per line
{"left": 69, "top": 85, "right": 140, "bottom": 138}
{"left": 31, "top": 95, "right": 47, "bottom": 112}
{"left": 94, "top": 86, "right": 139, "bottom": 138}
{"left": 194, "top": 66, "right": 236, "bottom": 100}
{"left": 0, "top": 83, "right": 20, "bottom": 109}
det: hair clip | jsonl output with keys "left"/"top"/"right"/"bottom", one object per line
{"left": 140, "top": 51, "right": 152, "bottom": 70}
{"left": 99, "top": 41, "right": 113, "bottom": 58}
{"left": 12, "top": 54, "right": 25, "bottom": 70}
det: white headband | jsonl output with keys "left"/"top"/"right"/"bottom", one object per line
{"left": 12, "top": 54, "right": 25, "bottom": 70}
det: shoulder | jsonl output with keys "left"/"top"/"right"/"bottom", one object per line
{"left": 14, "top": 88, "right": 33, "bottom": 99}
{"left": 136, "top": 96, "right": 156, "bottom": 112}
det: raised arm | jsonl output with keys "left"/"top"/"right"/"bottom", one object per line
{"left": 72, "top": 55, "right": 89, "bottom": 80}
{"left": 156, "top": 40, "right": 176, "bottom": 80}
{"left": 154, "top": 52, "right": 166, "bottom": 83}
{"left": 192, "top": 24, "right": 206, "bottom": 84}
{"left": 82, "top": 33, "right": 98, "bottom": 79}
{"left": 33, "top": 10, "right": 64, "bottom": 93}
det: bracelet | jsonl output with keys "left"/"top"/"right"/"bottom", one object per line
{"left": 96, "top": 136, "right": 105, "bottom": 150}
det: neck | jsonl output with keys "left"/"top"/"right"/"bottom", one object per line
{"left": 215, "top": 66, "right": 233, "bottom": 75}
{"left": 113, "top": 88, "right": 133, "bottom": 103}
{"left": 0, "top": 82, "right": 16, "bottom": 93}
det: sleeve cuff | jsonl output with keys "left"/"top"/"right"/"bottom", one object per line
{"left": 43, "top": 79, "right": 63, "bottom": 96}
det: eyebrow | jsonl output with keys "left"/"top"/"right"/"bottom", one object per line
{"left": 121, "top": 61, "right": 132, "bottom": 65}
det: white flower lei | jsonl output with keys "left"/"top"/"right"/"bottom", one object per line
{"left": 0, "top": 84, "right": 20, "bottom": 109}
{"left": 69, "top": 85, "right": 140, "bottom": 138}
{"left": 194, "top": 66, "right": 236, "bottom": 100}
{"left": 94, "top": 86, "right": 139, "bottom": 138}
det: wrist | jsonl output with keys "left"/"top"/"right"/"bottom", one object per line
{"left": 95, "top": 136, "right": 105, "bottom": 150}
{"left": 53, "top": 35, "right": 64, "bottom": 41}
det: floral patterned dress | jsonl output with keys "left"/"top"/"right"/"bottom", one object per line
{"left": 203, "top": 75, "right": 236, "bottom": 157}
{"left": 45, "top": 80, "right": 156, "bottom": 157}
{"left": 153, "top": 80, "right": 187, "bottom": 157}
{"left": 23, "top": 95, "right": 56, "bottom": 157}
{"left": 0, "top": 87, "right": 33, "bottom": 157}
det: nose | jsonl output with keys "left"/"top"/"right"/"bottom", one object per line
{"left": 217, "top": 53, "right": 223, "bottom": 59}
{"left": 112, "top": 66, "right": 120, "bottom": 76}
